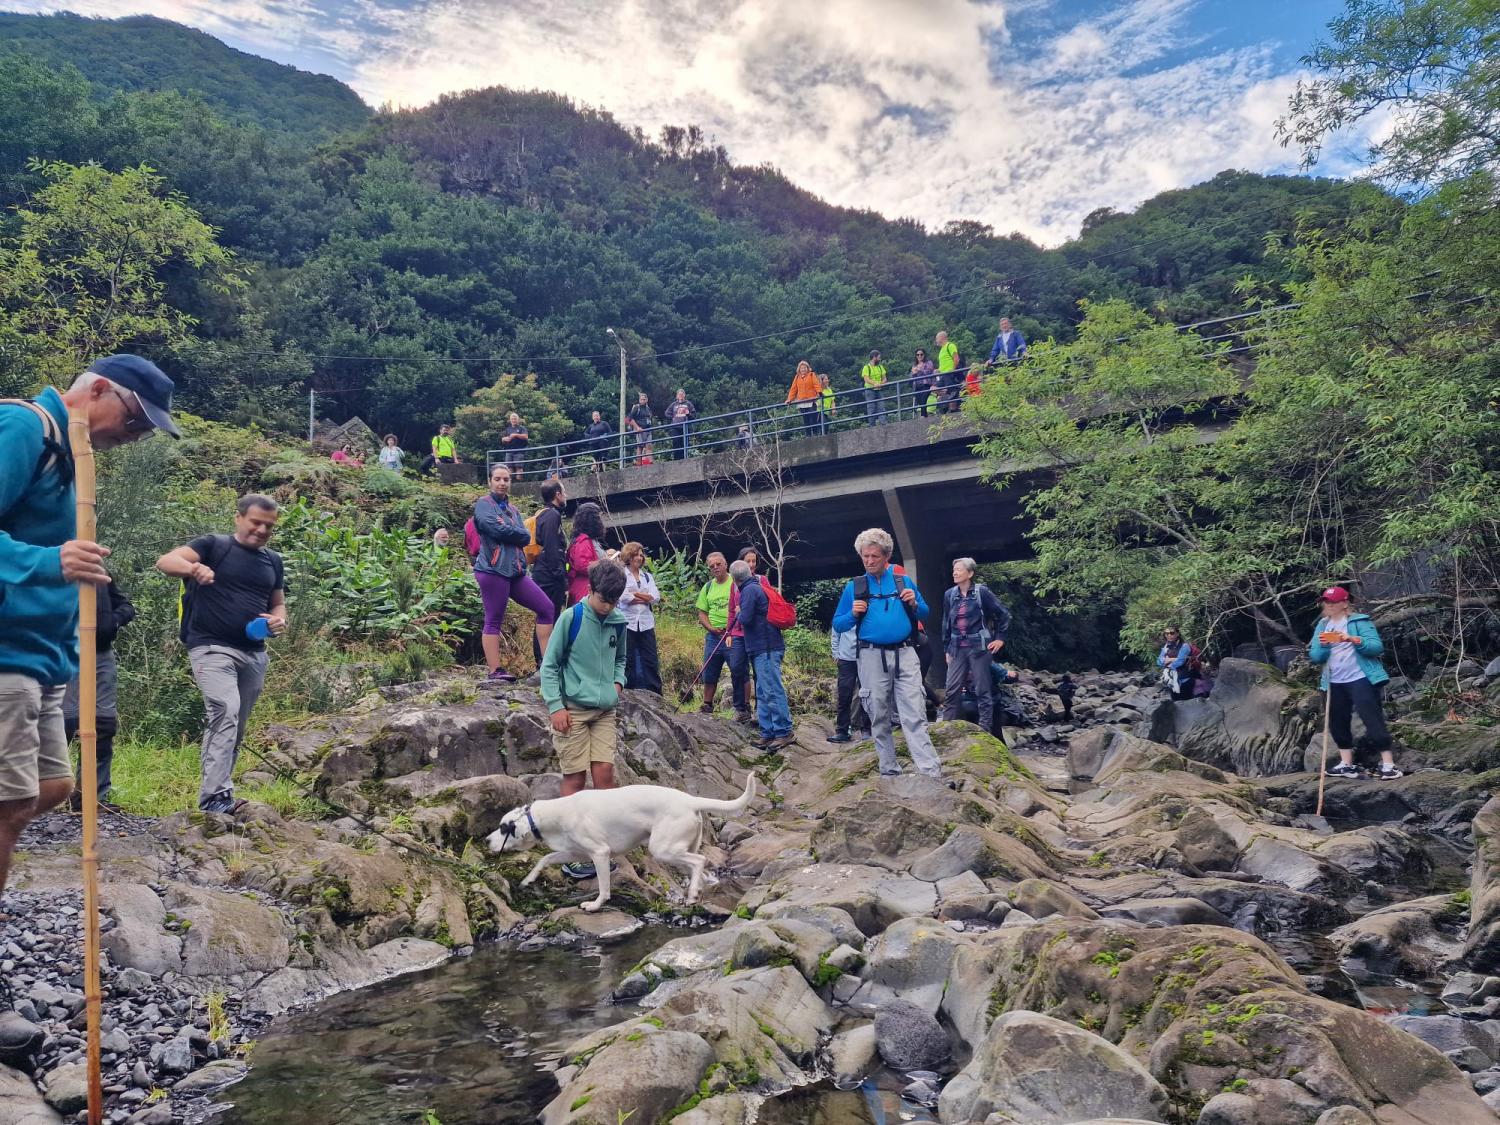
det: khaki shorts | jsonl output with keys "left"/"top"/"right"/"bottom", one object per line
{"left": 552, "top": 707, "right": 617, "bottom": 775}
{"left": 0, "top": 673, "right": 71, "bottom": 803}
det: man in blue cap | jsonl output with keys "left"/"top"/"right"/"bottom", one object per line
{"left": 0, "top": 354, "right": 179, "bottom": 910}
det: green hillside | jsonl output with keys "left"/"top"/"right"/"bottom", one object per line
{"left": 0, "top": 12, "right": 369, "bottom": 135}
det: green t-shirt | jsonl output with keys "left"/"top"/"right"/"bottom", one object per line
{"left": 695, "top": 576, "right": 733, "bottom": 631}
{"left": 861, "top": 363, "right": 887, "bottom": 388}
{"left": 431, "top": 434, "right": 456, "bottom": 458}
{"left": 937, "top": 342, "right": 959, "bottom": 373}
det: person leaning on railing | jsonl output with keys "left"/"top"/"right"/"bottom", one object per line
{"left": 786, "top": 361, "right": 821, "bottom": 436}
{"left": 861, "top": 350, "right": 888, "bottom": 424}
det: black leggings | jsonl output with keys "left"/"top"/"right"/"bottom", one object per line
{"left": 66, "top": 714, "right": 118, "bottom": 795}
{"left": 1328, "top": 677, "right": 1391, "bottom": 752}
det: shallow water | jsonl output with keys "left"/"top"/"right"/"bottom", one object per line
{"left": 210, "top": 929, "right": 673, "bottom": 1125}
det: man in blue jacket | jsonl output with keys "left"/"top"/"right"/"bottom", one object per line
{"left": 0, "top": 355, "right": 179, "bottom": 904}
{"left": 734, "top": 560, "right": 793, "bottom": 752}
{"left": 987, "top": 317, "right": 1027, "bottom": 365}
{"left": 831, "top": 528, "right": 944, "bottom": 780}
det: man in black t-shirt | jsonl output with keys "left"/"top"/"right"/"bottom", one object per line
{"left": 501, "top": 412, "right": 529, "bottom": 477}
{"left": 156, "top": 494, "right": 286, "bottom": 814}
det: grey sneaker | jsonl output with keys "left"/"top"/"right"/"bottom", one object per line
{"left": 1377, "top": 764, "right": 1404, "bottom": 780}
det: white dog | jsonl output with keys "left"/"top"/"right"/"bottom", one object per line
{"left": 487, "top": 775, "right": 757, "bottom": 912}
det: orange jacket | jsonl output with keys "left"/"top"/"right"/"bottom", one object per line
{"left": 786, "top": 369, "right": 821, "bottom": 404}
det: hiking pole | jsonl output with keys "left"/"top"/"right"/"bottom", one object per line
{"left": 678, "top": 631, "right": 729, "bottom": 707}
{"left": 66, "top": 403, "right": 104, "bottom": 1125}
{"left": 1315, "top": 684, "right": 1332, "bottom": 818}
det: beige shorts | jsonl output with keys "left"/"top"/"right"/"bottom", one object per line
{"left": 552, "top": 707, "right": 617, "bottom": 775}
{"left": 0, "top": 673, "right": 72, "bottom": 803}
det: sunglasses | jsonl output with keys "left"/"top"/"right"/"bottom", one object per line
{"left": 111, "top": 387, "right": 151, "bottom": 433}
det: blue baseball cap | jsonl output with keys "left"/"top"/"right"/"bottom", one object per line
{"left": 86, "top": 354, "right": 182, "bottom": 438}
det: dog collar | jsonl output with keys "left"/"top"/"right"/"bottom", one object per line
{"left": 524, "top": 805, "right": 542, "bottom": 842}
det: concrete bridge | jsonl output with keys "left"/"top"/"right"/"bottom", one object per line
{"left": 517, "top": 411, "right": 1037, "bottom": 636}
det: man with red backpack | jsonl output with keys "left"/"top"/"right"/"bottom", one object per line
{"left": 733, "top": 558, "right": 794, "bottom": 753}
{"left": 1157, "top": 626, "right": 1201, "bottom": 701}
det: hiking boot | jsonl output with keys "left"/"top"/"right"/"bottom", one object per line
{"left": 1378, "top": 763, "right": 1404, "bottom": 780}
{"left": 827, "top": 731, "right": 853, "bottom": 744}
{"left": 699, "top": 702, "right": 714, "bottom": 715}
{"left": 734, "top": 711, "right": 755, "bottom": 726}
{"left": 765, "top": 734, "right": 795, "bottom": 751}
{"left": 1325, "top": 762, "right": 1360, "bottom": 779}
{"left": 879, "top": 768, "right": 902, "bottom": 777}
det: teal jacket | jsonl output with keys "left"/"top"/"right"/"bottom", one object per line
{"left": 540, "top": 601, "right": 628, "bottom": 714}
{"left": 1307, "top": 613, "right": 1389, "bottom": 690}
{"left": 0, "top": 388, "right": 79, "bottom": 687}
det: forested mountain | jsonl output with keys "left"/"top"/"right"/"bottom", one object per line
{"left": 0, "top": 13, "right": 369, "bottom": 135}
{"left": 0, "top": 13, "right": 1380, "bottom": 447}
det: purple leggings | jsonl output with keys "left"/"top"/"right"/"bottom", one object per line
{"left": 475, "top": 572, "right": 557, "bottom": 635}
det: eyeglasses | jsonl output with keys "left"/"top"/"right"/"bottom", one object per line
{"left": 111, "top": 387, "right": 151, "bottom": 433}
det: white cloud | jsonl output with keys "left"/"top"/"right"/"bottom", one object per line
{"left": 8, "top": 0, "right": 1377, "bottom": 242}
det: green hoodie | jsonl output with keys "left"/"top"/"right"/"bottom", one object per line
{"left": 540, "top": 600, "right": 628, "bottom": 714}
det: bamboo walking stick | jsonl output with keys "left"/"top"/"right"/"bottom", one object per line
{"left": 1315, "top": 682, "right": 1332, "bottom": 819}
{"left": 66, "top": 404, "right": 104, "bottom": 1125}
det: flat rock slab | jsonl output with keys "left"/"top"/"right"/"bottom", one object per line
{"left": 0, "top": 1064, "right": 61, "bottom": 1125}
{"left": 550, "top": 907, "right": 644, "bottom": 943}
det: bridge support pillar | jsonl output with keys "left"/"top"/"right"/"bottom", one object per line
{"left": 882, "top": 487, "right": 949, "bottom": 689}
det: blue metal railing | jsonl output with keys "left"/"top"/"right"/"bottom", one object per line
{"left": 485, "top": 363, "right": 1000, "bottom": 478}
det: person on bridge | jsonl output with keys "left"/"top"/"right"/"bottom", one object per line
{"left": 1309, "top": 586, "right": 1401, "bottom": 780}
{"left": 861, "top": 350, "right": 888, "bottom": 424}
{"left": 818, "top": 373, "right": 836, "bottom": 435}
{"left": 665, "top": 389, "right": 696, "bottom": 460}
{"left": 627, "top": 392, "right": 655, "bottom": 464}
{"left": 910, "top": 348, "right": 936, "bottom": 417}
{"left": 987, "top": 316, "right": 1028, "bottom": 366}
{"left": 831, "top": 529, "right": 945, "bottom": 781}
{"left": 939, "top": 558, "right": 1011, "bottom": 734}
{"left": 420, "top": 423, "right": 460, "bottom": 474}
{"left": 471, "top": 464, "right": 556, "bottom": 683}
{"left": 500, "top": 412, "right": 530, "bottom": 478}
{"left": 584, "top": 410, "right": 613, "bottom": 468}
{"left": 786, "top": 361, "right": 821, "bottom": 437}
{"left": 734, "top": 558, "right": 793, "bottom": 753}
{"left": 567, "top": 502, "right": 609, "bottom": 607}
{"left": 935, "top": 331, "right": 962, "bottom": 414}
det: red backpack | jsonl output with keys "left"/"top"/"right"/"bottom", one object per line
{"left": 764, "top": 583, "right": 797, "bottom": 630}
{"left": 462, "top": 517, "right": 481, "bottom": 559}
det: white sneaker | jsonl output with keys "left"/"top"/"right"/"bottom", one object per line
{"left": 1325, "top": 762, "right": 1360, "bottom": 779}
{"left": 1378, "top": 764, "right": 1404, "bottom": 780}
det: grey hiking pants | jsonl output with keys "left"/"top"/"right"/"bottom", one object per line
{"left": 857, "top": 644, "right": 942, "bottom": 777}
{"left": 189, "top": 644, "right": 268, "bottom": 807}
{"left": 941, "top": 646, "right": 992, "bottom": 731}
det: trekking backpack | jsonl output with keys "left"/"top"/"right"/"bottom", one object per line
{"left": 523, "top": 512, "right": 542, "bottom": 565}
{"left": 1186, "top": 643, "right": 1203, "bottom": 674}
{"left": 0, "top": 399, "right": 71, "bottom": 488}
{"left": 853, "top": 573, "right": 919, "bottom": 641}
{"left": 462, "top": 517, "right": 481, "bottom": 560}
{"left": 764, "top": 583, "right": 797, "bottom": 630}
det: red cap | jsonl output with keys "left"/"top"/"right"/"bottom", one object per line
{"left": 1320, "top": 586, "right": 1350, "bottom": 603}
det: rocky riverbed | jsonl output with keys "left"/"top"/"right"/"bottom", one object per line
{"left": 3, "top": 657, "right": 1499, "bottom": 1124}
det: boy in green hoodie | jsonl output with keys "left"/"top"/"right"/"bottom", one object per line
{"left": 542, "top": 558, "right": 628, "bottom": 801}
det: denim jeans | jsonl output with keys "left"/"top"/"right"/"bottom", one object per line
{"left": 751, "top": 650, "right": 792, "bottom": 739}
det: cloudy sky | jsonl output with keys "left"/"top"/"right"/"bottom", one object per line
{"left": 7, "top": 0, "right": 1376, "bottom": 243}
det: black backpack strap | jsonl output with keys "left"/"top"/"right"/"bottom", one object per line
{"left": 0, "top": 399, "right": 72, "bottom": 488}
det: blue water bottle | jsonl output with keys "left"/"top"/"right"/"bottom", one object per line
{"left": 245, "top": 617, "right": 272, "bottom": 641}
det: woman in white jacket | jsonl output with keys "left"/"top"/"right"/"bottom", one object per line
{"left": 620, "top": 542, "right": 662, "bottom": 694}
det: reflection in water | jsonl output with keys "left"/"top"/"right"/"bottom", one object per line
{"left": 211, "top": 930, "right": 672, "bottom": 1125}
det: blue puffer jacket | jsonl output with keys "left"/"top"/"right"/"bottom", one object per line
{"left": 472, "top": 493, "right": 532, "bottom": 577}
{"left": 1307, "top": 613, "right": 1389, "bottom": 690}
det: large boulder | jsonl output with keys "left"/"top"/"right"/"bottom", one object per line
{"left": 874, "top": 998, "right": 951, "bottom": 1071}
{"left": 939, "top": 1010, "right": 1170, "bottom": 1124}
{"left": 0, "top": 1064, "right": 61, "bottom": 1125}
{"left": 862, "top": 917, "right": 970, "bottom": 1013}
{"left": 542, "top": 1028, "right": 716, "bottom": 1125}
{"left": 165, "top": 884, "right": 292, "bottom": 979}
{"left": 99, "top": 883, "right": 182, "bottom": 977}
{"left": 1467, "top": 795, "right": 1500, "bottom": 971}
{"left": 937, "top": 921, "right": 1494, "bottom": 1123}
{"left": 742, "top": 863, "right": 937, "bottom": 935}
{"left": 1167, "top": 658, "right": 1312, "bottom": 777}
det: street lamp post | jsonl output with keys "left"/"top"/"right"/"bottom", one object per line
{"left": 607, "top": 328, "right": 627, "bottom": 468}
